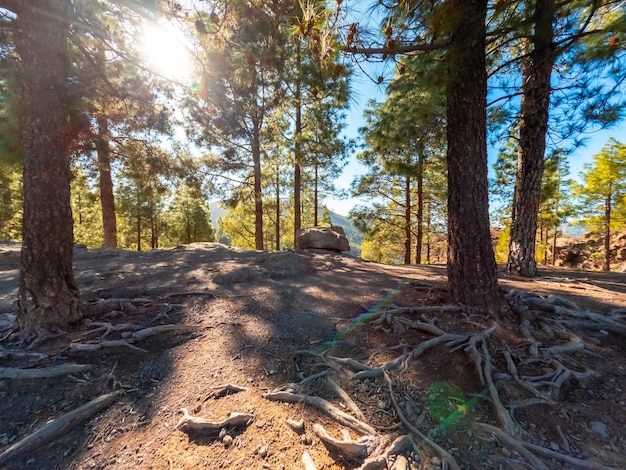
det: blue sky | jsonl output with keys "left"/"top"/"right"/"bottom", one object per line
{"left": 324, "top": 73, "right": 625, "bottom": 217}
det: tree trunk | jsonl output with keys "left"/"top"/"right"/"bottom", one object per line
{"left": 507, "top": 0, "right": 555, "bottom": 278}
{"left": 446, "top": 0, "right": 506, "bottom": 319}
{"left": 252, "top": 123, "right": 264, "bottom": 250}
{"left": 95, "top": 114, "right": 118, "bottom": 248}
{"left": 293, "top": 41, "right": 303, "bottom": 244}
{"left": 603, "top": 187, "right": 611, "bottom": 272}
{"left": 415, "top": 151, "right": 424, "bottom": 265}
{"left": 94, "top": 43, "right": 117, "bottom": 249}
{"left": 12, "top": 0, "right": 81, "bottom": 335}
{"left": 275, "top": 161, "right": 280, "bottom": 251}
{"left": 314, "top": 164, "right": 319, "bottom": 227}
{"left": 426, "top": 201, "right": 431, "bottom": 264}
{"left": 404, "top": 174, "right": 411, "bottom": 265}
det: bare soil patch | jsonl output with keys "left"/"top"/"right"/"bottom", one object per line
{"left": 0, "top": 242, "right": 625, "bottom": 469}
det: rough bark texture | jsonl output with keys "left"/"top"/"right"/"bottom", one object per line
{"left": 404, "top": 174, "right": 411, "bottom": 265}
{"left": 416, "top": 151, "right": 424, "bottom": 265}
{"left": 603, "top": 188, "right": 611, "bottom": 272}
{"left": 446, "top": 0, "right": 506, "bottom": 319}
{"left": 96, "top": 114, "right": 117, "bottom": 249}
{"left": 13, "top": 0, "right": 82, "bottom": 334}
{"left": 293, "top": 41, "right": 302, "bottom": 246}
{"left": 252, "top": 123, "right": 263, "bottom": 251}
{"left": 507, "top": 0, "right": 556, "bottom": 278}
{"left": 94, "top": 44, "right": 117, "bottom": 249}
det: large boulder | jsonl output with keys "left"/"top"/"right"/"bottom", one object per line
{"left": 295, "top": 226, "right": 350, "bottom": 252}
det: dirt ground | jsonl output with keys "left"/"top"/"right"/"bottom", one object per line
{"left": 0, "top": 242, "right": 625, "bottom": 470}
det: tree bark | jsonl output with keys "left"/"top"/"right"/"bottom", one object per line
{"left": 404, "top": 174, "right": 411, "bottom": 265}
{"left": 94, "top": 43, "right": 117, "bottom": 249}
{"left": 12, "top": 0, "right": 81, "bottom": 334}
{"left": 293, "top": 40, "right": 303, "bottom": 244}
{"left": 415, "top": 151, "right": 424, "bottom": 265}
{"left": 252, "top": 122, "right": 264, "bottom": 250}
{"left": 95, "top": 114, "right": 118, "bottom": 248}
{"left": 446, "top": 0, "right": 506, "bottom": 319}
{"left": 507, "top": 0, "right": 556, "bottom": 277}
{"left": 603, "top": 186, "right": 611, "bottom": 272}
{"left": 275, "top": 160, "right": 281, "bottom": 250}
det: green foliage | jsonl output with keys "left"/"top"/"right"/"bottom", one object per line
{"left": 574, "top": 138, "right": 626, "bottom": 231}
{"left": 0, "top": 164, "right": 22, "bottom": 240}
{"left": 70, "top": 168, "right": 103, "bottom": 248}
{"left": 162, "top": 185, "right": 215, "bottom": 246}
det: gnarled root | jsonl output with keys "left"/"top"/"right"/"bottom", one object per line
{"left": 176, "top": 409, "right": 254, "bottom": 434}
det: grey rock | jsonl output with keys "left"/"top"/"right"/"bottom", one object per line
{"left": 295, "top": 227, "right": 350, "bottom": 252}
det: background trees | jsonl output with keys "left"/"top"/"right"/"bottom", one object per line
{"left": 0, "top": 0, "right": 624, "bottom": 335}
{"left": 575, "top": 139, "right": 626, "bottom": 271}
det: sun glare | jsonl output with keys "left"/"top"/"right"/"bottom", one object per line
{"left": 141, "top": 22, "right": 194, "bottom": 82}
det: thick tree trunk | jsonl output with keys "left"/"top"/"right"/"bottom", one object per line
{"left": 446, "top": 0, "right": 506, "bottom": 319}
{"left": 95, "top": 115, "right": 118, "bottom": 248}
{"left": 603, "top": 188, "right": 611, "bottom": 272}
{"left": 404, "top": 175, "right": 411, "bottom": 265}
{"left": 13, "top": 0, "right": 81, "bottom": 335}
{"left": 507, "top": 0, "right": 555, "bottom": 278}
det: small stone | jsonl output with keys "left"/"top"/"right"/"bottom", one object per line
{"left": 258, "top": 445, "right": 268, "bottom": 458}
{"left": 590, "top": 421, "right": 610, "bottom": 438}
{"left": 222, "top": 435, "right": 233, "bottom": 447}
{"left": 430, "top": 456, "right": 441, "bottom": 466}
{"left": 301, "top": 434, "right": 313, "bottom": 445}
{"left": 550, "top": 441, "right": 559, "bottom": 451}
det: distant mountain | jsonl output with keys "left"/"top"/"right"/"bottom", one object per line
{"left": 209, "top": 201, "right": 363, "bottom": 255}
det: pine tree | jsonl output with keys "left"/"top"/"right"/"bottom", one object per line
{"left": 575, "top": 138, "right": 626, "bottom": 271}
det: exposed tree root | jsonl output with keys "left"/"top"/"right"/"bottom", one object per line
{"left": 0, "top": 390, "right": 123, "bottom": 465}
{"left": 286, "top": 288, "right": 626, "bottom": 470}
{"left": 205, "top": 384, "right": 249, "bottom": 399}
{"left": 0, "top": 363, "right": 93, "bottom": 379}
{"left": 358, "top": 435, "right": 413, "bottom": 470}
{"left": 312, "top": 423, "right": 376, "bottom": 459}
{"left": 176, "top": 409, "right": 254, "bottom": 434}
{"left": 326, "top": 375, "right": 366, "bottom": 420}
{"left": 263, "top": 387, "right": 377, "bottom": 435}
{"left": 477, "top": 423, "right": 622, "bottom": 470}
{"left": 301, "top": 450, "right": 317, "bottom": 470}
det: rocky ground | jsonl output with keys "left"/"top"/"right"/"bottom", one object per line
{"left": 0, "top": 242, "right": 625, "bottom": 470}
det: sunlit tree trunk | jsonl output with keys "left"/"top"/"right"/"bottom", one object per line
{"left": 11, "top": 0, "right": 82, "bottom": 334}
{"left": 507, "top": 0, "right": 556, "bottom": 277}
{"left": 446, "top": 0, "right": 507, "bottom": 318}
{"left": 96, "top": 114, "right": 118, "bottom": 248}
